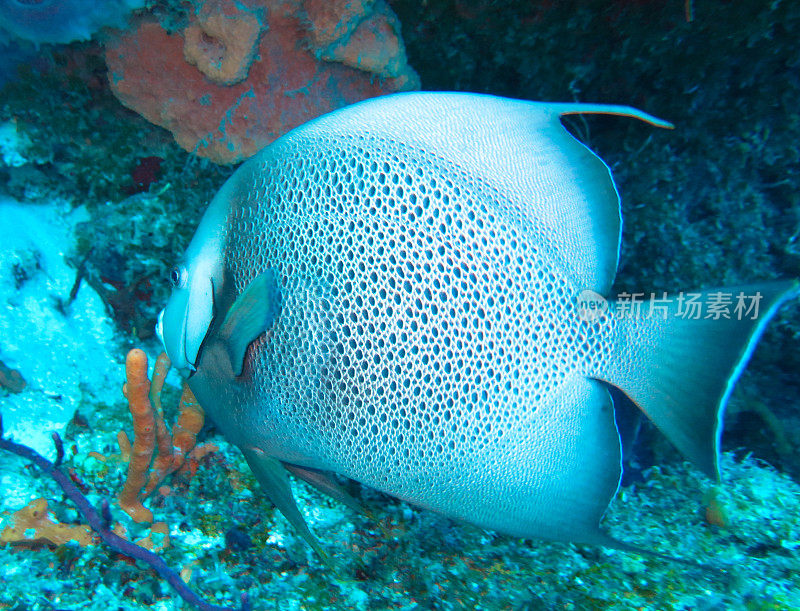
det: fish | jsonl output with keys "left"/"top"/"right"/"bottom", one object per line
{"left": 156, "top": 92, "right": 798, "bottom": 554}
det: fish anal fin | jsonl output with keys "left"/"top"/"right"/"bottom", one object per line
{"left": 282, "top": 463, "right": 367, "bottom": 517}
{"left": 241, "top": 447, "right": 331, "bottom": 566}
{"left": 220, "top": 270, "right": 282, "bottom": 377}
{"left": 476, "top": 377, "right": 620, "bottom": 545}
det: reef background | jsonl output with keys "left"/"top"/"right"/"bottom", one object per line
{"left": 392, "top": 0, "right": 800, "bottom": 477}
{"left": 1, "top": 0, "right": 799, "bottom": 608}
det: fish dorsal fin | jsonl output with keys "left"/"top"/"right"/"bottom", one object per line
{"left": 285, "top": 92, "right": 672, "bottom": 294}
{"left": 219, "top": 269, "right": 282, "bottom": 377}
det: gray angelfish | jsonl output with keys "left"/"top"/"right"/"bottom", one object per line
{"left": 157, "top": 92, "right": 798, "bottom": 554}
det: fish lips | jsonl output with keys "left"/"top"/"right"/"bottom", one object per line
{"left": 157, "top": 275, "right": 215, "bottom": 377}
{"left": 157, "top": 303, "right": 194, "bottom": 377}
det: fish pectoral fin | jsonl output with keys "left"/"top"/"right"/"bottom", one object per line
{"left": 241, "top": 448, "right": 331, "bottom": 566}
{"left": 220, "top": 269, "right": 282, "bottom": 377}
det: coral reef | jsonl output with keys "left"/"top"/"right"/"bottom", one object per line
{"left": 0, "top": 0, "right": 145, "bottom": 45}
{"left": 4, "top": 419, "right": 800, "bottom": 608}
{"left": 0, "top": 498, "right": 92, "bottom": 547}
{"left": 0, "top": 47, "right": 232, "bottom": 338}
{"left": 0, "top": 418, "right": 247, "bottom": 610}
{"left": 105, "top": 0, "right": 419, "bottom": 164}
{"left": 0, "top": 0, "right": 798, "bottom": 606}
{"left": 0, "top": 47, "right": 174, "bottom": 203}
{"left": 307, "top": 0, "right": 411, "bottom": 80}
{"left": 183, "top": 0, "right": 264, "bottom": 86}
{"left": 109, "top": 349, "right": 210, "bottom": 523}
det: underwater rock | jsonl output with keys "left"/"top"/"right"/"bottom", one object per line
{"left": 0, "top": 359, "right": 25, "bottom": 393}
{"left": 105, "top": 0, "right": 419, "bottom": 164}
{"left": 0, "top": 0, "right": 144, "bottom": 45}
{"left": 0, "top": 198, "right": 120, "bottom": 459}
{"left": 0, "top": 119, "right": 32, "bottom": 168}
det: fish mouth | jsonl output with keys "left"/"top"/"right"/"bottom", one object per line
{"left": 156, "top": 307, "right": 197, "bottom": 377}
{"left": 155, "top": 309, "right": 166, "bottom": 347}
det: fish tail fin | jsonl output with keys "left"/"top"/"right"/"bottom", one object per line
{"left": 598, "top": 280, "right": 798, "bottom": 479}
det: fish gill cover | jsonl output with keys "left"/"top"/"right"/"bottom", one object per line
{"left": 0, "top": 0, "right": 799, "bottom": 609}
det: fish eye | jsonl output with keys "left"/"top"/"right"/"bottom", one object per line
{"left": 169, "top": 266, "right": 188, "bottom": 289}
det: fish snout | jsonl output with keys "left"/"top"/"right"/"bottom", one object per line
{"left": 155, "top": 308, "right": 165, "bottom": 347}
{"left": 156, "top": 305, "right": 196, "bottom": 378}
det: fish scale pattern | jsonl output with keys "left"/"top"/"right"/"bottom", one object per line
{"left": 219, "top": 132, "right": 613, "bottom": 524}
